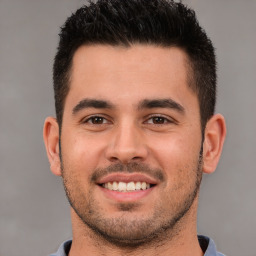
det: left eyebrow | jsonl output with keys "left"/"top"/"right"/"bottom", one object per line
{"left": 138, "top": 98, "right": 185, "bottom": 114}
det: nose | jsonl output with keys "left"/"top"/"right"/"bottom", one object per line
{"left": 105, "top": 122, "right": 148, "bottom": 164}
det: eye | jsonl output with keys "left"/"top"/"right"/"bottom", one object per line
{"left": 145, "top": 115, "right": 176, "bottom": 125}
{"left": 149, "top": 116, "right": 168, "bottom": 124}
{"left": 83, "top": 116, "right": 109, "bottom": 125}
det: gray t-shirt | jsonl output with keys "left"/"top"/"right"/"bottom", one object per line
{"left": 50, "top": 235, "right": 225, "bottom": 256}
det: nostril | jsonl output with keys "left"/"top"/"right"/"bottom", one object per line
{"left": 132, "top": 156, "right": 142, "bottom": 160}
{"left": 109, "top": 156, "right": 120, "bottom": 162}
{"left": 105, "top": 137, "right": 148, "bottom": 163}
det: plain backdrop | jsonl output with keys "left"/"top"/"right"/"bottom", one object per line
{"left": 0, "top": 0, "right": 255, "bottom": 255}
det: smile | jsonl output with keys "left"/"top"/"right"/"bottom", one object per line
{"left": 101, "top": 181, "right": 154, "bottom": 192}
{"left": 96, "top": 173, "right": 159, "bottom": 201}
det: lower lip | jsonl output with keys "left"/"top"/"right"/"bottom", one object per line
{"left": 98, "top": 186, "right": 155, "bottom": 202}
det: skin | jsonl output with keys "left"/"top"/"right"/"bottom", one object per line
{"left": 44, "top": 45, "right": 226, "bottom": 256}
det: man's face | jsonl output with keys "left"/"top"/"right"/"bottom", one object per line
{"left": 60, "top": 45, "right": 203, "bottom": 245}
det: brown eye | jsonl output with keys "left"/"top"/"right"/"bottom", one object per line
{"left": 152, "top": 116, "right": 166, "bottom": 124}
{"left": 145, "top": 115, "right": 175, "bottom": 126}
{"left": 90, "top": 116, "right": 105, "bottom": 124}
{"left": 84, "top": 116, "right": 108, "bottom": 125}
{"left": 92, "top": 116, "right": 104, "bottom": 124}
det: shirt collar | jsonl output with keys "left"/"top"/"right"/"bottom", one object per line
{"left": 51, "top": 235, "right": 224, "bottom": 256}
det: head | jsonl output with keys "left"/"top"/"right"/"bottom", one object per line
{"left": 44, "top": 0, "right": 226, "bottom": 250}
{"left": 53, "top": 0, "right": 216, "bottom": 131}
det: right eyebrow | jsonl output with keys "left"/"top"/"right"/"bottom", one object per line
{"left": 72, "top": 98, "right": 114, "bottom": 115}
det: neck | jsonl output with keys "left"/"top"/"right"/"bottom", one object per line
{"left": 68, "top": 199, "right": 203, "bottom": 256}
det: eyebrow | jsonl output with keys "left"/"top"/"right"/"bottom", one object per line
{"left": 138, "top": 98, "right": 185, "bottom": 113}
{"left": 72, "top": 97, "right": 185, "bottom": 115}
{"left": 72, "top": 98, "right": 114, "bottom": 115}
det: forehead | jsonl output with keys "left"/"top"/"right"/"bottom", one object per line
{"left": 67, "top": 44, "right": 196, "bottom": 110}
{"left": 71, "top": 44, "right": 190, "bottom": 83}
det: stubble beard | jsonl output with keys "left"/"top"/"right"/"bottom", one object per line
{"left": 61, "top": 152, "right": 203, "bottom": 248}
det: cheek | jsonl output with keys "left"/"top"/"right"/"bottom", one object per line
{"left": 61, "top": 131, "right": 106, "bottom": 175}
{"left": 149, "top": 135, "right": 196, "bottom": 164}
{"left": 148, "top": 132, "right": 202, "bottom": 182}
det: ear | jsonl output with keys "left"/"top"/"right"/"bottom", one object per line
{"left": 202, "top": 114, "right": 226, "bottom": 174}
{"left": 43, "top": 117, "right": 62, "bottom": 176}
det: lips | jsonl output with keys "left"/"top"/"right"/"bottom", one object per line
{"left": 97, "top": 173, "right": 158, "bottom": 195}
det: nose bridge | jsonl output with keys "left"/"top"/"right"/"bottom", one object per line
{"left": 106, "top": 119, "right": 147, "bottom": 163}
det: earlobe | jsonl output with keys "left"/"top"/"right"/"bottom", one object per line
{"left": 202, "top": 114, "right": 226, "bottom": 174}
{"left": 43, "top": 117, "right": 62, "bottom": 176}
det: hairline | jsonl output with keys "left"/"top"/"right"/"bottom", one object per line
{"left": 58, "top": 42, "right": 204, "bottom": 132}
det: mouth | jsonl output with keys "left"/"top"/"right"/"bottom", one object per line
{"left": 100, "top": 181, "right": 156, "bottom": 192}
{"left": 96, "top": 173, "right": 158, "bottom": 201}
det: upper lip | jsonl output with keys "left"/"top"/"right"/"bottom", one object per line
{"left": 96, "top": 173, "right": 159, "bottom": 185}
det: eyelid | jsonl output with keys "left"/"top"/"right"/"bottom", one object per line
{"left": 80, "top": 114, "right": 112, "bottom": 124}
{"left": 144, "top": 114, "right": 178, "bottom": 124}
{"left": 79, "top": 113, "right": 177, "bottom": 125}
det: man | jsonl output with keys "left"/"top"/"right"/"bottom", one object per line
{"left": 43, "top": 0, "right": 226, "bottom": 255}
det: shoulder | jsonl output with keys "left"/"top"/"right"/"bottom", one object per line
{"left": 51, "top": 237, "right": 225, "bottom": 256}
{"left": 49, "top": 240, "right": 72, "bottom": 256}
{"left": 198, "top": 235, "right": 226, "bottom": 256}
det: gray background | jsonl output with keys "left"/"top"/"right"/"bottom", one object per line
{"left": 0, "top": 0, "right": 255, "bottom": 255}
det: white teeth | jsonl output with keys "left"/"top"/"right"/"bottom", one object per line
{"left": 118, "top": 182, "right": 127, "bottom": 191}
{"left": 135, "top": 182, "right": 141, "bottom": 190}
{"left": 112, "top": 181, "right": 118, "bottom": 190}
{"left": 102, "top": 181, "right": 151, "bottom": 192}
{"left": 127, "top": 182, "right": 135, "bottom": 191}
{"left": 107, "top": 182, "right": 113, "bottom": 190}
{"left": 141, "top": 182, "right": 147, "bottom": 190}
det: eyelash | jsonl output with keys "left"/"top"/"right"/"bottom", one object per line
{"left": 145, "top": 115, "right": 176, "bottom": 125}
{"left": 82, "top": 115, "right": 110, "bottom": 125}
{"left": 81, "top": 114, "right": 176, "bottom": 125}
